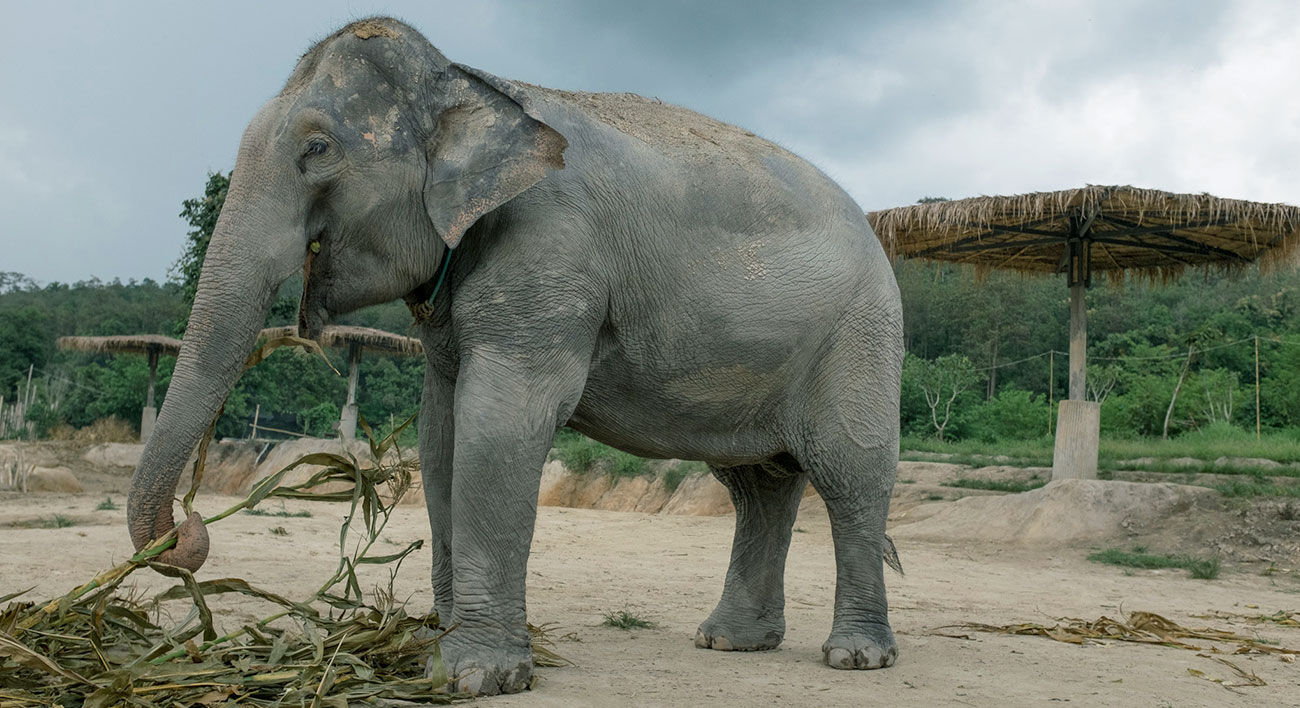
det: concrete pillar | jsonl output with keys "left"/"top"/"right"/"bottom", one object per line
{"left": 339, "top": 402, "right": 359, "bottom": 441}
{"left": 140, "top": 406, "right": 157, "bottom": 443}
{"left": 339, "top": 342, "right": 362, "bottom": 440}
{"left": 1052, "top": 400, "right": 1100, "bottom": 480}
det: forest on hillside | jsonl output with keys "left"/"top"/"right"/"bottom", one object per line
{"left": 3, "top": 172, "right": 1300, "bottom": 443}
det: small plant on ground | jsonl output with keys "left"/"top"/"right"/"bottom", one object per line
{"left": 269, "top": 526, "right": 289, "bottom": 536}
{"left": 1088, "top": 547, "right": 1221, "bottom": 579}
{"left": 1186, "top": 558, "right": 1221, "bottom": 579}
{"left": 925, "top": 494, "right": 945, "bottom": 501}
{"left": 95, "top": 497, "right": 119, "bottom": 511}
{"left": 602, "top": 609, "right": 655, "bottom": 630}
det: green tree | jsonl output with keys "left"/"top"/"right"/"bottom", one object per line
{"left": 172, "top": 172, "right": 230, "bottom": 315}
{"left": 904, "top": 353, "right": 982, "bottom": 440}
{"left": 0, "top": 307, "right": 50, "bottom": 398}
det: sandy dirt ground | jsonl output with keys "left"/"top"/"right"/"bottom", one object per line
{"left": 3, "top": 484, "right": 1300, "bottom": 708}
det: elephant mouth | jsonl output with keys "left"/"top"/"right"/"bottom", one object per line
{"left": 297, "top": 231, "right": 329, "bottom": 339}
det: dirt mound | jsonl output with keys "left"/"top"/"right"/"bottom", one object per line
{"left": 892, "top": 479, "right": 1217, "bottom": 546}
{"left": 82, "top": 443, "right": 144, "bottom": 469}
{"left": 26, "top": 467, "right": 83, "bottom": 493}
{"left": 192, "top": 438, "right": 425, "bottom": 505}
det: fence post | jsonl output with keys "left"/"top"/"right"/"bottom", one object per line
{"left": 1255, "top": 335, "right": 1261, "bottom": 441}
{"left": 23, "top": 364, "right": 34, "bottom": 409}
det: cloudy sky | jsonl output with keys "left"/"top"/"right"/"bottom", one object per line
{"left": 3, "top": 0, "right": 1299, "bottom": 283}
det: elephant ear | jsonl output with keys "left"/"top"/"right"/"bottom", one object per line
{"left": 424, "top": 64, "right": 568, "bottom": 248}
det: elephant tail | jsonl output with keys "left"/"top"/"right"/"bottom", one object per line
{"left": 883, "top": 534, "right": 904, "bottom": 576}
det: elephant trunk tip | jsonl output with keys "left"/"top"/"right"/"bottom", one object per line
{"left": 129, "top": 504, "right": 210, "bottom": 576}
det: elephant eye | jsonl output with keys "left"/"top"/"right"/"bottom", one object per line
{"left": 305, "top": 139, "right": 329, "bottom": 157}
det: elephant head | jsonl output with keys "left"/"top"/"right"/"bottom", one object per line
{"left": 127, "top": 17, "right": 566, "bottom": 572}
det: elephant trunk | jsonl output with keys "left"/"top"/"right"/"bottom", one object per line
{"left": 127, "top": 180, "right": 302, "bottom": 573}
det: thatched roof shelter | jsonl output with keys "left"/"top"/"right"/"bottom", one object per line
{"left": 260, "top": 325, "right": 422, "bottom": 357}
{"left": 57, "top": 334, "right": 182, "bottom": 357}
{"left": 57, "top": 335, "right": 183, "bottom": 442}
{"left": 868, "top": 185, "right": 1300, "bottom": 280}
{"left": 259, "top": 325, "right": 422, "bottom": 440}
{"left": 867, "top": 185, "right": 1300, "bottom": 481}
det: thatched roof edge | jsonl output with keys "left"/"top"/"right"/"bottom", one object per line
{"left": 867, "top": 184, "right": 1300, "bottom": 274}
{"left": 261, "top": 325, "right": 423, "bottom": 356}
{"left": 57, "top": 335, "right": 183, "bottom": 356}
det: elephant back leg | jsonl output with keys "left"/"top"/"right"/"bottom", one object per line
{"left": 794, "top": 306, "right": 902, "bottom": 670}
{"left": 695, "top": 456, "right": 807, "bottom": 652}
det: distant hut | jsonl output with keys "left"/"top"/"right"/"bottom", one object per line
{"left": 56, "top": 335, "right": 182, "bottom": 442}
{"left": 869, "top": 185, "right": 1300, "bottom": 479}
{"left": 261, "top": 325, "right": 423, "bottom": 440}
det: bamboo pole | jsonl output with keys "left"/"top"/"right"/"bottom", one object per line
{"left": 1255, "top": 335, "right": 1261, "bottom": 441}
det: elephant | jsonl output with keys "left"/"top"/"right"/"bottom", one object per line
{"left": 127, "top": 17, "right": 903, "bottom": 695}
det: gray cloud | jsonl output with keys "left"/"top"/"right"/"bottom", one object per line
{"left": 2, "top": 0, "right": 1296, "bottom": 283}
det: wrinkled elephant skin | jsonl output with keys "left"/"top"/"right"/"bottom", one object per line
{"left": 128, "top": 17, "right": 903, "bottom": 695}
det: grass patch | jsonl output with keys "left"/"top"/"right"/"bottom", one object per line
{"left": 602, "top": 609, "right": 655, "bottom": 630}
{"left": 925, "top": 494, "right": 945, "bottom": 501}
{"left": 95, "top": 497, "right": 119, "bottom": 511}
{"left": 243, "top": 506, "right": 313, "bottom": 518}
{"left": 269, "top": 526, "right": 289, "bottom": 536}
{"left": 1088, "top": 547, "right": 1221, "bottom": 579}
{"left": 943, "top": 475, "right": 1046, "bottom": 493}
{"left": 552, "top": 428, "right": 710, "bottom": 487}
{"left": 551, "top": 428, "right": 609, "bottom": 473}
{"left": 903, "top": 425, "right": 1300, "bottom": 473}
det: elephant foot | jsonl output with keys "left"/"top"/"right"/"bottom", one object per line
{"left": 822, "top": 624, "right": 898, "bottom": 670}
{"left": 695, "top": 612, "right": 785, "bottom": 651}
{"left": 428, "top": 631, "right": 533, "bottom": 695}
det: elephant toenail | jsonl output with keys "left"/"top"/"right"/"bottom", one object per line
{"left": 826, "top": 647, "right": 855, "bottom": 669}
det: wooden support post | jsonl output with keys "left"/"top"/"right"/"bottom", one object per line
{"left": 146, "top": 348, "right": 159, "bottom": 409}
{"left": 1053, "top": 213, "right": 1098, "bottom": 480}
{"left": 1255, "top": 335, "right": 1261, "bottom": 441}
{"left": 1068, "top": 284, "right": 1086, "bottom": 401}
{"left": 1048, "top": 350, "right": 1054, "bottom": 435}
{"left": 250, "top": 403, "right": 261, "bottom": 439}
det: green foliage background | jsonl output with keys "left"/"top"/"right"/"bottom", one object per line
{"left": 2, "top": 175, "right": 1300, "bottom": 447}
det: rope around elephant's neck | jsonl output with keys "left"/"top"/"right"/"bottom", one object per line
{"left": 405, "top": 246, "right": 455, "bottom": 324}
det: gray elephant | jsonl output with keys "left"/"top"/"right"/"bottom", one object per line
{"left": 128, "top": 17, "right": 903, "bottom": 695}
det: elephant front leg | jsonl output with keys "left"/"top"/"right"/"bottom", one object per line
{"left": 440, "top": 356, "right": 585, "bottom": 696}
{"left": 418, "top": 370, "right": 455, "bottom": 625}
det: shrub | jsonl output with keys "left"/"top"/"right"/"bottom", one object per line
{"left": 299, "top": 401, "right": 341, "bottom": 438}
{"left": 961, "top": 388, "right": 1049, "bottom": 442}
